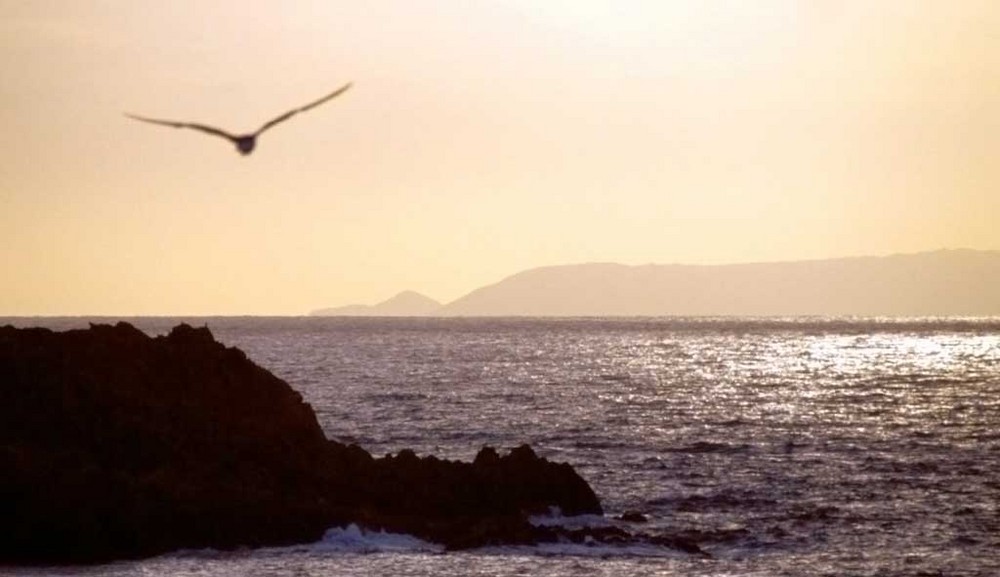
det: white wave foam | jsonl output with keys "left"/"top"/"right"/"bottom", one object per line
{"left": 310, "top": 524, "right": 443, "bottom": 554}
{"left": 520, "top": 513, "right": 689, "bottom": 558}
{"left": 528, "top": 511, "right": 613, "bottom": 529}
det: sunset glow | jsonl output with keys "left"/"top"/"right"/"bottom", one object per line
{"left": 2, "top": 1, "right": 997, "bottom": 314}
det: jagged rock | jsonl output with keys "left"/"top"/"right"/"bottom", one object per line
{"left": 0, "top": 323, "right": 602, "bottom": 564}
{"left": 355, "top": 444, "right": 602, "bottom": 549}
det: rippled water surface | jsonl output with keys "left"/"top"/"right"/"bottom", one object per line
{"left": 4, "top": 317, "right": 999, "bottom": 576}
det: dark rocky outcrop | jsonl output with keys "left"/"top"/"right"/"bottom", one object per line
{"left": 0, "top": 322, "right": 602, "bottom": 564}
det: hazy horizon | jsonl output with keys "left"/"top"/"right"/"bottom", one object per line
{"left": 305, "top": 248, "right": 1000, "bottom": 317}
{"left": 3, "top": 2, "right": 999, "bottom": 315}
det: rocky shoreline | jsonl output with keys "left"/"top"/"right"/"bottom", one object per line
{"left": 0, "top": 322, "right": 698, "bottom": 564}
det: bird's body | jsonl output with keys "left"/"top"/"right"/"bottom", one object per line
{"left": 234, "top": 135, "right": 256, "bottom": 156}
{"left": 125, "top": 83, "right": 352, "bottom": 155}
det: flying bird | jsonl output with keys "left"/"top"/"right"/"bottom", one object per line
{"left": 125, "top": 83, "right": 352, "bottom": 155}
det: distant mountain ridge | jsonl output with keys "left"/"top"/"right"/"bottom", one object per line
{"left": 311, "top": 290, "right": 441, "bottom": 317}
{"left": 313, "top": 249, "right": 1000, "bottom": 317}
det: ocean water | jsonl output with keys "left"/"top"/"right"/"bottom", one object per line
{"left": 3, "top": 317, "right": 999, "bottom": 576}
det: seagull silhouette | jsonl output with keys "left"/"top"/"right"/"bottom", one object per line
{"left": 125, "top": 83, "right": 352, "bottom": 155}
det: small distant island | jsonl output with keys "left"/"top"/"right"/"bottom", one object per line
{"left": 312, "top": 290, "right": 441, "bottom": 317}
{"left": 312, "top": 249, "right": 1000, "bottom": 317}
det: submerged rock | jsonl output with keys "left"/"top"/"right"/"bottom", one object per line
{"left": 0, "top": 322, "right": 601, "bottom": 564}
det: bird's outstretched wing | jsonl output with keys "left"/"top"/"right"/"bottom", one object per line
{"left": 124, "top": 114, "right": 239, "bottom": 142}
{"left": 254, "top": 83, "right": 352, "bottom": 136}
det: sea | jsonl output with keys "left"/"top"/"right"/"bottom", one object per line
{"left": 2, "top": 316, "right": 999, "bottom": 577}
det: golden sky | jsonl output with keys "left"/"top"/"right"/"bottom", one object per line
{"left": 2, "top": 1, "right": 998, "bottom": 314}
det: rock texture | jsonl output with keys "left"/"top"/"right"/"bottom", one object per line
{"left": 0, "top": 322, "right": 601, "bottom": 564}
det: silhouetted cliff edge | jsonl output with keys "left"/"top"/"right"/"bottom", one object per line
{"left": 0, "top": 322, "right": 601, "bottom": 564}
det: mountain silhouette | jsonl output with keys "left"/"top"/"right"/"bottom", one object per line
{"left": 436, "top": 249, "right": 1000, "bottom": 317}
{"left": 313, "top": 250, "right": 1000, "bottom": 317}
{"left": 312, "top": 291, "right": 441, "bottom": 317}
